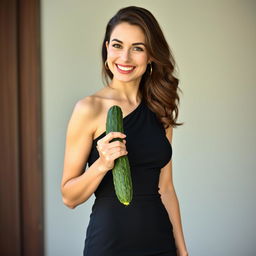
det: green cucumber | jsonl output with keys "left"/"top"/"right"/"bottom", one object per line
{"left": 106, "top": 105, "right": 133, "bottom": 206}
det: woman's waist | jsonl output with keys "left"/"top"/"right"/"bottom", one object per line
{"left": 91, "top": 193, "right": 166, "bottom": 215}
{"left": 95, "top": 193, "right": 161, "bottom": 201}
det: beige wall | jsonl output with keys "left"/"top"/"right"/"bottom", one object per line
{"left": 41, "top": 0, "right": 256, "bottom": 255}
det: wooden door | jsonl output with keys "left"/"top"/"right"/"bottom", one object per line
{"left": 0, "top": 0, "right": 44, "bottom": 255}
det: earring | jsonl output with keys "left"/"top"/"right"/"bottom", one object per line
{"left": 105, "top": 60, "right": 109, "bottom": 70}
{"left": 149, "top": 62, "right": 153, "bottom": 75}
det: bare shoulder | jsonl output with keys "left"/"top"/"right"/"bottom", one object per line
{"left": 74, "top": 87, "right": 111, "bottom": 115}
{"left": 70, "top": 95, "right": 102, "bottom": 135}
{"left": 74, "top": 95, "right": 101, "bottom": 115}
{"left": 71, "top": 86, "right": 129, "bottom": 139}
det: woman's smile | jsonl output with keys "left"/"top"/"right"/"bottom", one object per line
{"left": 115, "top": 64, "right": 136, "bottom": 74}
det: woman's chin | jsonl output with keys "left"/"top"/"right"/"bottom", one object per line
{"left": 113, "top": 73, "right": 143, "bottom": 84}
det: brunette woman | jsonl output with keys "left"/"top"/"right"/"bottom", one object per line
{"left": 61, "top": 6, "right": 188, "bottom": 256}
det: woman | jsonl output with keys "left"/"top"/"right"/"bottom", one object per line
{"left": 61, "top": 6, "right": 188, "bottom": 256}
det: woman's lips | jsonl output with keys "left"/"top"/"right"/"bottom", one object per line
{"left": 115, "top": 64, "right": 136, "bottom": 74}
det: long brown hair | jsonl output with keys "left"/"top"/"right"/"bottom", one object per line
{"left": 101, "top": 6, "right": 183, "bottom": 128}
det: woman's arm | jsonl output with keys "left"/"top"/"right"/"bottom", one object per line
{"left": 61, "top": 97, "right": 109, "bottom": 209}
{"left": 61, "top": 97, "right": 128, "bottom": 209}
{"left": 158, "top": 126, "right": 189, "bottom": 256}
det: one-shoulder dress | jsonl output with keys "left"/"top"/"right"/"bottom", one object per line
{"left": 83, "top": 98, "right": 177, "bottom": 256}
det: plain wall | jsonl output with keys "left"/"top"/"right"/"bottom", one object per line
{"left": 41, "top": 0, "right": 256, "bottom": 255}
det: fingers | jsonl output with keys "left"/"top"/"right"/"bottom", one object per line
{"left": 97, "top": 132, "right": 126, "bottom": 149}
{"left": 97, "top": 140, "right": 127, "bottom": 154}
{"left": 107, "top": 140, "right": 126, "bottom": 149}
{"left": 102, "top": 132, "right": 126, "bottom": 143}
{"left": 103, "top": 144, "right": 128, "bottom": 156}
{"left": 96, "top": 134, "right": 128, "bottom": 171}
{"left": 101, "top": 147, "right": 128, "bottom": 161}
{"left": 96, "top": 132, "right": 128, "bottom": 166}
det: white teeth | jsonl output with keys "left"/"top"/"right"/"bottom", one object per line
{"left": 117, "top": 65, "right": 134, "bottom": 71}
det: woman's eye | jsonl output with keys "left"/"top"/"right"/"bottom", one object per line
{"left": 111, "top": 44, "right": 144, "bottom": 51}
{"left": 112, "top": 44, "right": 121, "bottom": 48}
{"left": 134, "top": 47, "right": 143, "bottom": 51}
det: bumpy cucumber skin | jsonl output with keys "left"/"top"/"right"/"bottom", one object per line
{"left": 106, "top": 105, "right": 133, "bottom": 206}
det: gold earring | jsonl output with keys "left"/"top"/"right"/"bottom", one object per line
{"left": 105, "top": 60, "right": 109, "bottom": 70}
{"left": 149, "top": 62, "right": 152, "bottom": 75}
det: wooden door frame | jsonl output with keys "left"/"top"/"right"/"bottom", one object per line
{"left": 0, "top": 0, "right": 44, "bottom": 255}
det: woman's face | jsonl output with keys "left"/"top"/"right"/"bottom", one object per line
{"left": 106, "top": 22, "right": 150, "bottom": 83}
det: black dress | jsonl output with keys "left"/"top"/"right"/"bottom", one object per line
{"left": 83, "top": 99, "right": 177, "bottom": 256}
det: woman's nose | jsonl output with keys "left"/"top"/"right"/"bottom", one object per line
{"left": 120, "top": 48, "right": 130, "bottom": 61}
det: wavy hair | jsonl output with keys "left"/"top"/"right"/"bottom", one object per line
{"left": 101, "top": 6, "right": 183, "bottom": 128}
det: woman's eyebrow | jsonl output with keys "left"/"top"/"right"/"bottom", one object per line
{"left": 111, "top": 38, "right": 145, "bottom": 46}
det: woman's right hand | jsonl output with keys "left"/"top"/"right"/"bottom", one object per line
{"left": 96, "top": 132, "right": 128, "bottom": 172}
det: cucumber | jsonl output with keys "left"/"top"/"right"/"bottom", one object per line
{"left": 106, "top": 105, "right": 133, "bottom": 206}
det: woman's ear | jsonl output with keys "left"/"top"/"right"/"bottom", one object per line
{"left": 147, "top": 57, "right": 153, "bottom": 63}
{"left": 105, "top": 41, "right": 109, "bottom": 50}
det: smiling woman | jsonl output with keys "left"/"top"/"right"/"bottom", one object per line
{"left": 104, "top": 22, "right": 150, "bottom": 83}
{"left": 61, "top": 5, "right": 188, "bottom": 256}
